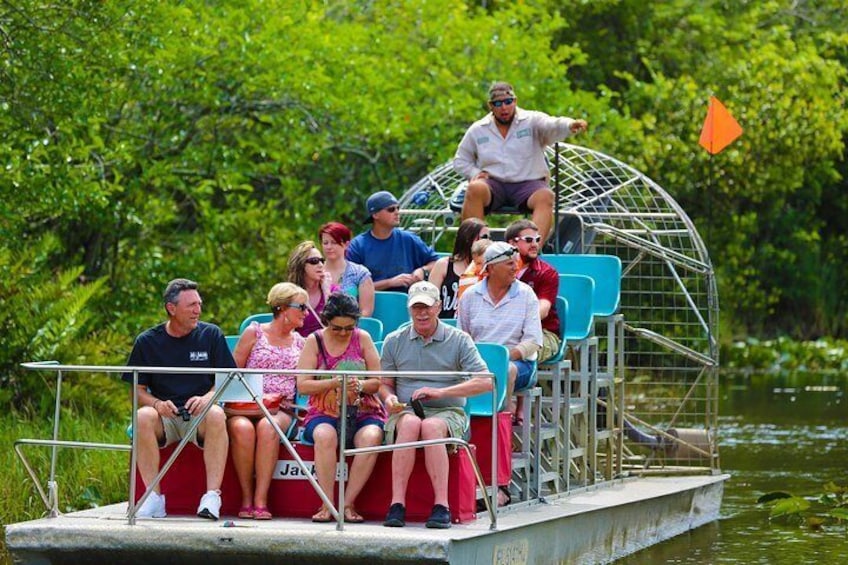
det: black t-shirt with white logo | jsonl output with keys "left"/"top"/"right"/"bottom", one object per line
{"left": 122, "top": 321, "right": 236, "bottom": 407}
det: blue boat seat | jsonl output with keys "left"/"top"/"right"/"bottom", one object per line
{"left": 373, "top": 291, "right": 411, "bottom": 336}
{"left": 466, "top": 343, "right": 509, "bottom": 416}
{"left": 358, "top": 316, "right": 383, "bottom": 342}
{"left": 238, "top": 312, "right": 273, "bottom": 334}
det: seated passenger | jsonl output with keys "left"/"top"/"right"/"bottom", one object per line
{"left": 287, "top": 241, "right": 330, "bottom": 336}
{"left": 123, "top": 278, "right": 233, "bottom": 520}
{"left": 319, "top": 221, "right": 375, "bottom": 317}
{"left": 296, "top": 293, "right": 386, "bottom": 523}
{"left": 456, "top": 237, "right": 493, "bottom": 302}
{"left": 428, "top": 218, "right": 489, "bottom": 319}
{"left": 505, "top": 219, "right": 561, "bottom": 361}
{"left": 228, "top": 282, "right": 307, "bottom": 520}
{"left": 346, "top": 190, "right": 439, "bottom": 292}
{"left": 457, "top": 242, "right": 543, "bottom": 425}
{"left": 380, "top": 282, "right": 491, "bottom": 529}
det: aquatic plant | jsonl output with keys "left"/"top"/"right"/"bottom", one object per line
{"left": 757, "top": 483, "right": 848, "bottom": 530}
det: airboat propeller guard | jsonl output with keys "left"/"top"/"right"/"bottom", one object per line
{"left": 399, "top": 142, "right": 720, "bottom": 472}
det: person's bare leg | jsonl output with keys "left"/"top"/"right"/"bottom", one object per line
{"left": 344, "top": 425, "right": 383, "bottom": 510}
{"left": 198, "top": 405, "right": 229, "bottom": 491}
{"left": 421, "top": 418, "right": 450, "bottom": 507}
{"left": 136, "top": 407, "right": 164, "bottom": 492}
{"left": 254, "top": 412, "right": 291, "bottom": 509}
{"left": 461, "top": 179, "right": 492, "bottom": 222}
{"left": 227, "top": 416, "right": 256, "bottom": 508}
{"left": 311, "top": 424, "right": 339, "bottom": 515}
{"left": 527, "top": 188, "right": 555, "bottom": 243}
{"left": 390, "top": 414, "right": 421, "bottom": 505}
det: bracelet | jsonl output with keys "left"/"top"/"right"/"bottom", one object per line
{"left": 153, "top": 400, "right": 160, "bottom": 410}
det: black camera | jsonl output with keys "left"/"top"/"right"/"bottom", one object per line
{"left": 177, "top": 406, "right": 191, "bottom": 422}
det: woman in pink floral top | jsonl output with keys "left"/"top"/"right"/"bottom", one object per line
{"left": 229, "top": 282, "right": 307, "bottom": 520}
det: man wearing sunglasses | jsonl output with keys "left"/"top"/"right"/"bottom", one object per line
{"left": 347, "top": 190, "right": 439, "bottom": 293}
{"left": 505, "top": 219, "right": 561, "bottom": 362}
{"left": 457, "top": 242, "right": 543, "bottom": 424}
{"left": 453, "top": 81, "right": 588, "bottom": 243}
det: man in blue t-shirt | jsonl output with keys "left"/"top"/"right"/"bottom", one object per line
{"left": 346, "top": 190, "right": 438, "bottom": 292}
{"left": 122, "top": 278, "right": 235, "bottom": 520}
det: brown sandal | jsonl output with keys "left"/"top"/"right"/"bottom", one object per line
{"left": 344, "top": 506, "right": 364, "bottom": 523}
{"left": 311, "top": 506, "right": 333, "bottom": 523}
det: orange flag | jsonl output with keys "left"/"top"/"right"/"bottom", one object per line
{"left": 699, "top": 96, "right": 743, "bottom": 155}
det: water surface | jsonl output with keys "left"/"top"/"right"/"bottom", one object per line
{"left": 617, "top": 372, "right": 847, "bottom": 564}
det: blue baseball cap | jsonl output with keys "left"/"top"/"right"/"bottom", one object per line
{"left": 365, "top": 191, "right": 399, "bottom": 223}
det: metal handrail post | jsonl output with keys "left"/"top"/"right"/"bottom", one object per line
{"left": 48, "top": 369, "right": 63, "bottom": 517}
{"left": 128, "top": 370, "right": 139, "bottom": 525}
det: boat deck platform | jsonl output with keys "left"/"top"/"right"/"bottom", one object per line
{"left": 6, "top": 474, "right": 727, "bottom": 565}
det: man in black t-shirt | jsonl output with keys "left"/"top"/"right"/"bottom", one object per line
{"left": 123, "top": 278, "right": 235, "bottom": 520}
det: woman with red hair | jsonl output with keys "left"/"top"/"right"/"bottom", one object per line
{"left": 318, "top": 222, "right": 375, "bottom": 317}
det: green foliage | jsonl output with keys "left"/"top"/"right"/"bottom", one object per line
{"left": 758, "top": 483, "right": 848, "bottom": 530}
{"left": 0, "top": 235, "right": 126, "bottom": 412}
{"left": 0, "top": 0, "right": 846, "bottom": 420}
{"left": 723, "top": 337, "right": 848, "bottom": 374}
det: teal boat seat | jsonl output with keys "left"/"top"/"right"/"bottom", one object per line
{"left": 373, "top": 291, "right": 411, "bottom": 336}
{"left": 466, "top": 342, "right": 509, "bottom": 416}
{"left": 541, "top": 254, "right": 621, "bottom": 317}
{"left": 239, "top": 312, "right": 273, "bottom": 334}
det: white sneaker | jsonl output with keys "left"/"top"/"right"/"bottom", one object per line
{"left": 136, "top": 491, "right": 166, "bottom": 518}
{"left": 197, "top": 489, "right": 221, "bottom": 520}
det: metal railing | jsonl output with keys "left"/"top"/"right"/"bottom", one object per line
{"left": 17, "top": 361, "right": 499, "bottom": 530}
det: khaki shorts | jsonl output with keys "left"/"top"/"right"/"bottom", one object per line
{"left": 385, "top": 406, "right": 469, "bottom": 445}
{"left": 539, "top": 328, "right": 562, "bottom": 363}
{"left": 162, "top": 416, "right": 202, "bottom": 448}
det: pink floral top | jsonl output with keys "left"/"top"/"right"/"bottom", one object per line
{"left": 245, "top": 322, "right": 304, "bottom": 400}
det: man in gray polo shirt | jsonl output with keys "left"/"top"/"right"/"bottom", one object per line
{"left": 380, "top": 281, "right": 491, "bottom": 529}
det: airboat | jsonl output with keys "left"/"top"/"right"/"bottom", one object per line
{"left": 6, "top": 143, "right": 726, "bottom": 564}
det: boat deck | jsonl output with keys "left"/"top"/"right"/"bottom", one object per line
{"left": 6, "top": 474, "right": 727, "bottom": 565}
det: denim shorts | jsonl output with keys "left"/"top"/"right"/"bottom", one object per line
{"left": 513, "top": 359, "right": 538, "bottom": 391}
{"left": 301, "top": 415, "right": 385, "bottom": 444}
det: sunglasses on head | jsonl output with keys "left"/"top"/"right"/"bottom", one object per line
{"left": 489, "top": 247, "right": 517, "bottom": 263}
{"left": 491, "top": 97, "right": 515, "bottom": 108}
{"left": 286, "top": 302, "right": 309, "bottom": 312}
{"left": 514, "top": 235, "right": 542, "bottom": 244}
{"left": 305, "top": 256, "right": 326, "bottom": 265}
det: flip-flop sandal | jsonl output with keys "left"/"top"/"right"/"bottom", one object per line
{"left": 238, "top": 505, "right": 255, "bottom": 519}
{"left": 311, "top": 506, "right": 333, "bottom": 523}
{"left": 253, "top": 506, "right": 272, "bottom": 520}
{"left": 344, "top": 506, "right": 364, "bottom": 523}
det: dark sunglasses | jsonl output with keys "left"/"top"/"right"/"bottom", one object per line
{"left": 478, "top": 233, "right": 491, "bottom": 240}
{"left": 328, "top": 323, "right": 356, "bottom": 333}
{"left": 491, "top": 98, "right": 515, "bottom": 108}
{"left": 305, "top": 256, "right": 326, "bottom": 265}
{"left": 383, "top": 205, "right": 399, "bottom": 213}
{"left": 286, "top": 302, "right": 309, "bottom": 312}
{"left": 514, "top": 235, "right": 542, "bottom": 243}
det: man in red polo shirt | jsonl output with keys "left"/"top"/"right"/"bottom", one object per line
{"left": 504, "top": 219, "right": 561, "bottom": 362}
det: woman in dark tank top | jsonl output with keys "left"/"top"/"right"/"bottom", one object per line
{"left": 428, "top": 218, "right": 489, "bottom": 319}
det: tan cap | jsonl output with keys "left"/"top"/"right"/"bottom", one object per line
{"left": 407, "top": 281, "right": 440, "bottom": 307}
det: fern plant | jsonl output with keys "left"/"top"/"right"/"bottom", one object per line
{"left": 0, "top": 235, "right": 107, "bottom": 410}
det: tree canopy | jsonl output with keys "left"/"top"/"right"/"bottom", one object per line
{"left": 1, "top": 0, "right": 846, "bottom": 405}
